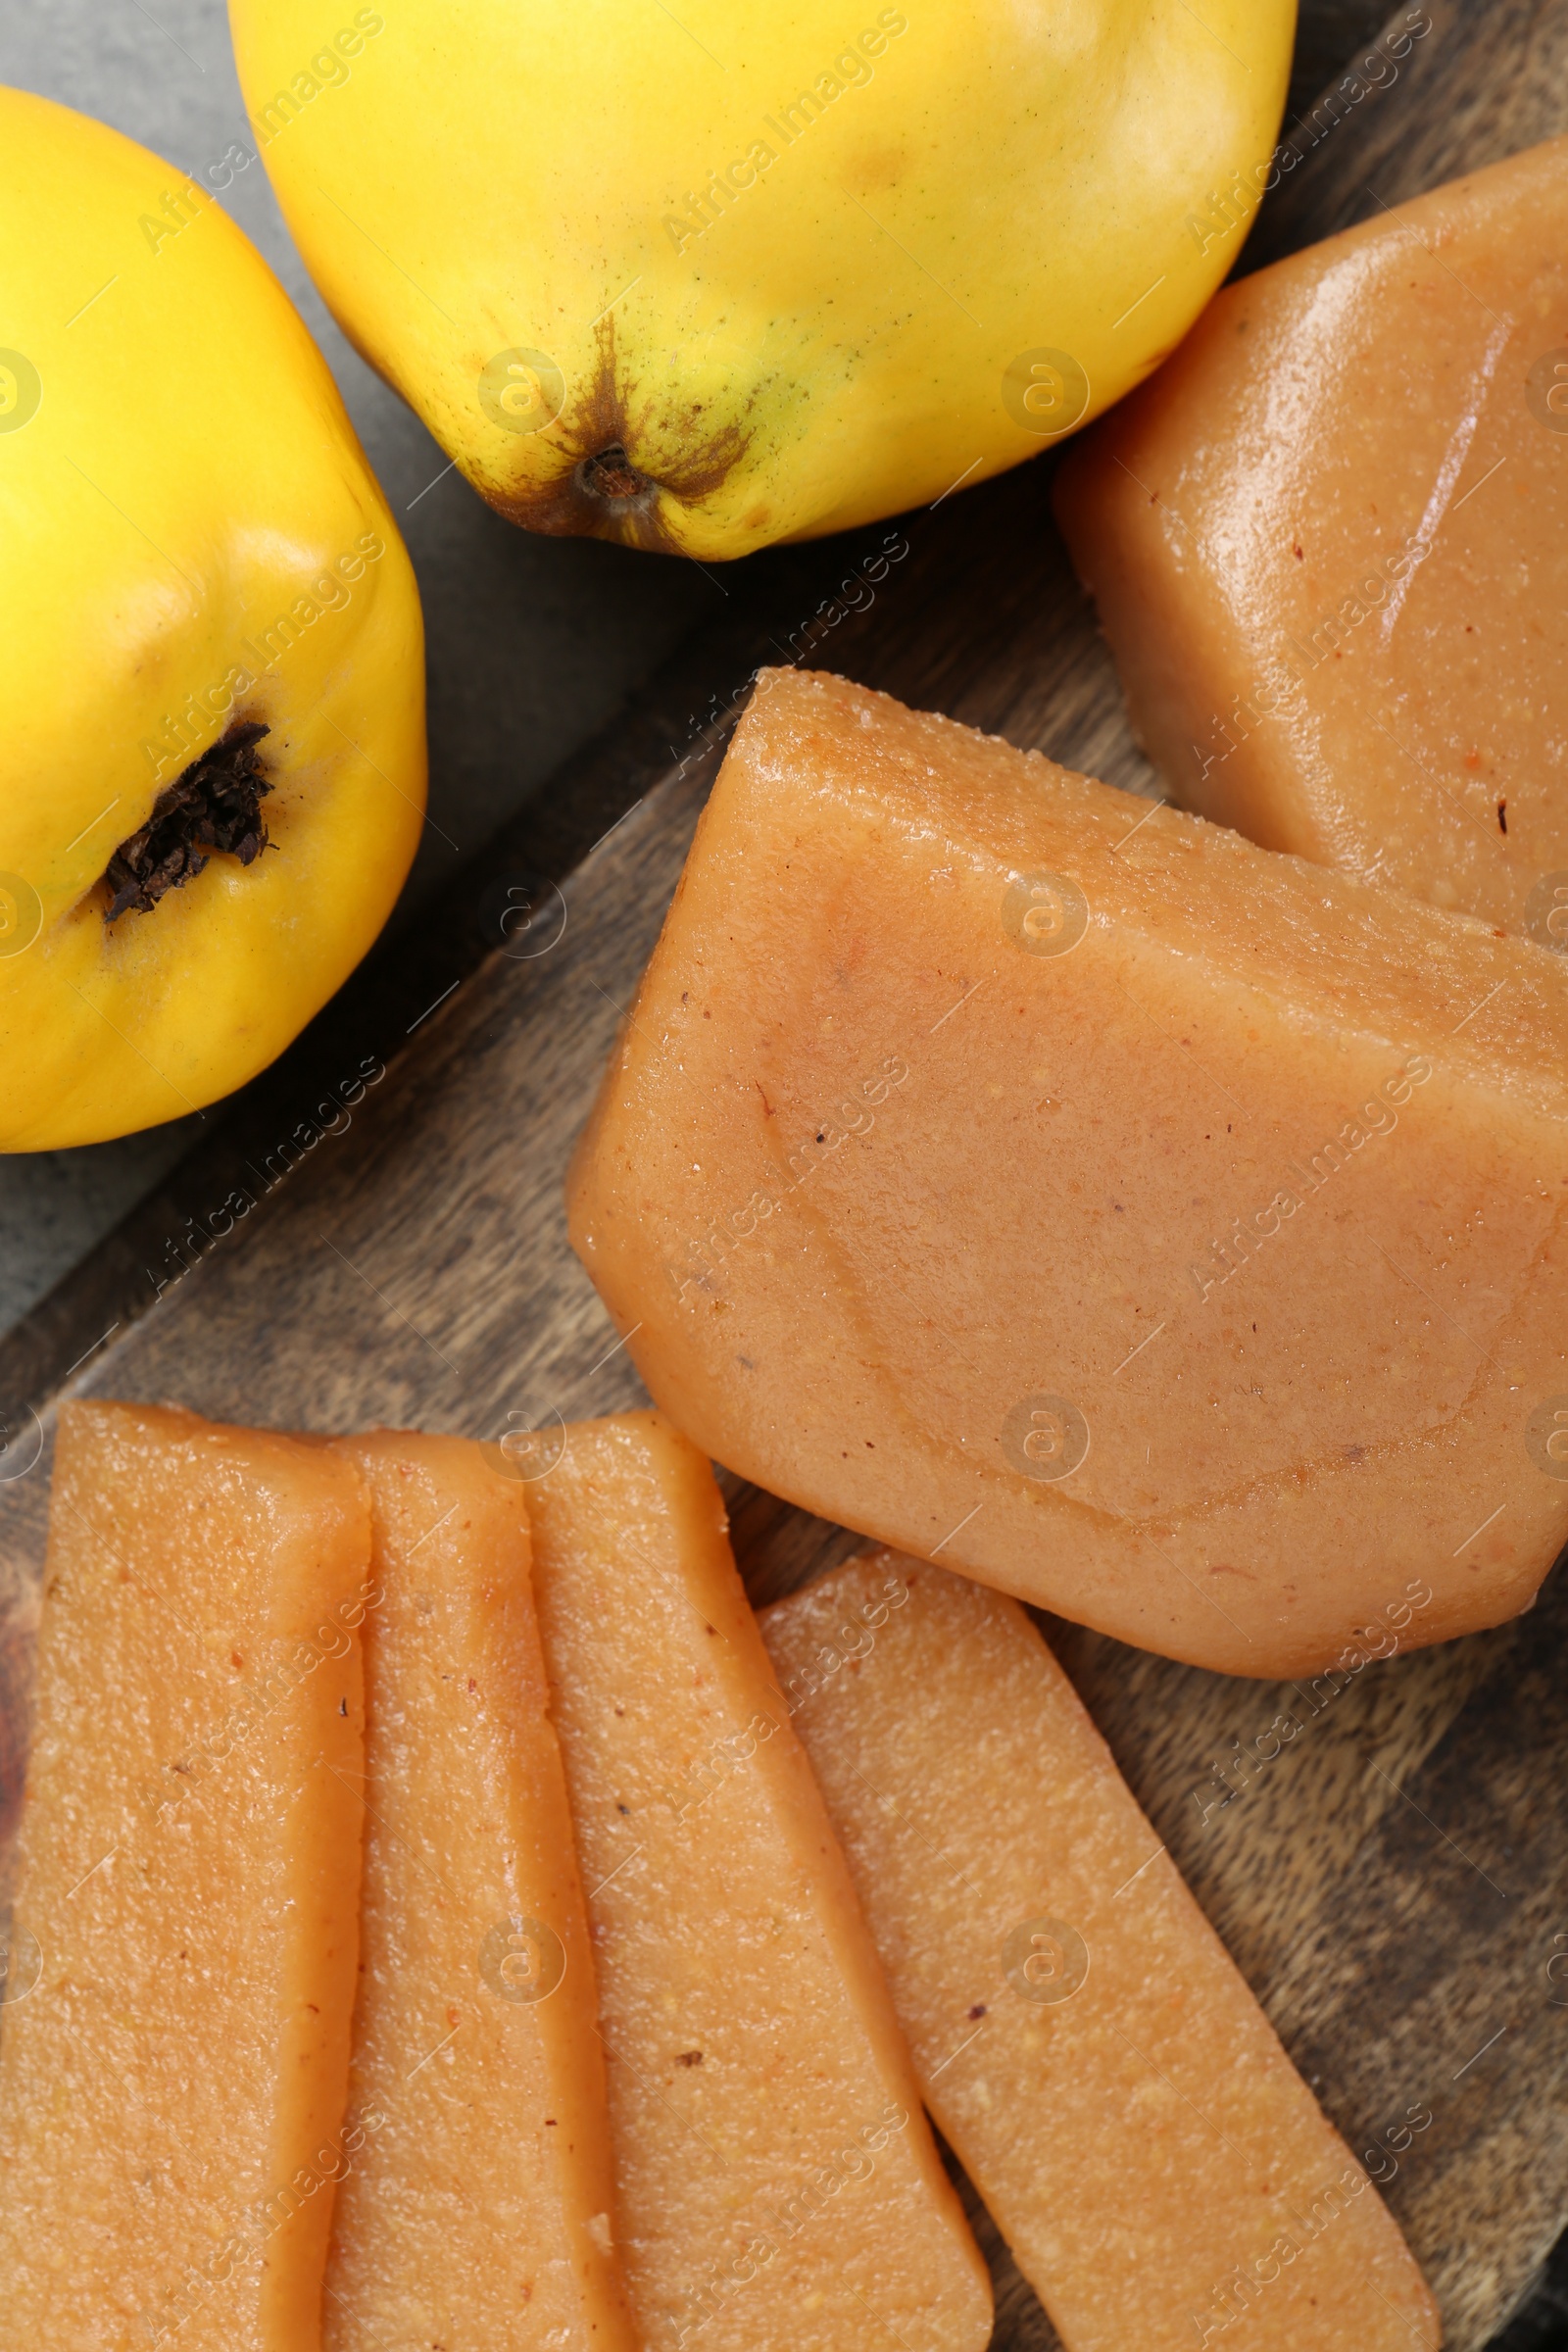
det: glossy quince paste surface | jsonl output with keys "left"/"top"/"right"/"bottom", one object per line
{"left": 321, "top": 1431, "right": 635, "bottom": 2352}
{"left": 1056, "top": 137, "right": 1568, "bottom": 937}
{"left": 763, "top": 1552, "right": 1441, "bottom": 2352}
{"left": 569, "top": 668, "right": 1568, "bottom": 1676}
{"left": 525, "top": 1411, "right": 992, "bottom": 2352}
{"left": 0, "top": 1401, "right": 368, "bottom": 2350}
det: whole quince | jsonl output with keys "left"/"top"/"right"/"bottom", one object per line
{"left": 0, "top": 87, "right": 425, "bottom": 1151}
{"left": 227, "top": 0, "right": 1295, "bottom": 561}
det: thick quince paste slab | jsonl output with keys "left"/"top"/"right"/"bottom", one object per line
{"left": 524, "top": 1410, "right": 992, "bottom": 2352}
{"left": 0, "top": 1401, "right": 370, "bottom": 2350}
{"left": 321, "top": 1431, "right": 635, "bottom": 2352}
{"left": 762, "top": 1553, "right": 1441, "bottom": 2352}
{"left": 1054, "top": 137, "right": 1568, "bottom": 937}
{"left": 568, "top": 668, "right": 1568, "bottom": 1676}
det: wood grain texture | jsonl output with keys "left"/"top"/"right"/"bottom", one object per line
{"left": 4, "top": 3, "right": 1568, "bottom": 2344}
{"left": 1249, "top": 0, "right": 1568, "bottom": 273}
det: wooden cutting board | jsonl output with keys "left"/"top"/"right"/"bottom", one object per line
{"left": 4, "top": 3, "right": 1568, "bottom": 2343}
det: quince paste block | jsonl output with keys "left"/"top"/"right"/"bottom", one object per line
{"left": 524, "top": 1410, "right": 992, "bottom": 2352}
{"left": 567, "top": 666, "right": 1568, "bottom": 1678}
{"left": 0, "top": 1400, "right": 370, "bottom": 2352}
{"left": 321, "top": 1432, "right": 636, "bottom": 2352}
{"left": 1054, "top": 137, "right": 1568, "bottom": 935}
{"left": 761, "top": 1553, "right": 1441, "bottom": 2352}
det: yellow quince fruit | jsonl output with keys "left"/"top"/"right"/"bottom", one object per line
{"left": 0, "top": 85, "right": 425, "bottom": 1150}
{"left": 227, "top": 0, "right": 1293, "bottom": 560}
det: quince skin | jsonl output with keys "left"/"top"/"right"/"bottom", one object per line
{"left": 227, "top": 0, "right": 1295, "bottom": 560}
{"left": 0, "top": 86, "right": 425, "bottom": 1149}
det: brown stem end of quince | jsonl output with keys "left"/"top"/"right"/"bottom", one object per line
{"left": 576, "top": 443, "right": 658, "bottom": 510}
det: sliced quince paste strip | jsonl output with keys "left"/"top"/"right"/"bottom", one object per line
{"left": 760, "top": 1553, "right": 1442, "bottom": 2352}
{"left": 320, "top": 1431, "right": 635, "bottom": 2352}
{"left": 524, "top": 1410, "right": 993, "bottom": 2352}
{"left": 0, "top": 1400, "right": 370, "bottom": 2352}
{"left": 566, "top": 664, "right": 1568, "bottom": 1679}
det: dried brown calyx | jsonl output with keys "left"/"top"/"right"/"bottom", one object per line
{"left": 483, "top": 316, "right": 752, "bottom": 550}
{"left": 105, "top": 721, "right": 272, "bottom": 921}
{"left": 575, "top": 442, "right": 656, "bottom": 510}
